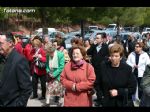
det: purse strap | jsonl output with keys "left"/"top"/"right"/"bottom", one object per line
{"left": 35, "top": 49, "right": 40, "bottom": 60}
{"left": 35, "top": 49, "right": 40, "bottom": 55}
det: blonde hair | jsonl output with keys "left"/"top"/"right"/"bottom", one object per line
{"left": 32, "top": 39, "right": 42, "bottom": 47}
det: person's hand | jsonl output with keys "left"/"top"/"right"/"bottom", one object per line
{"left": 134, "top": 65, "right": 138, "bottom": 68}
{"left": 38, "top": 54, "right": 42, "bottom": 58}
{"left": 109, "top": 89, "right": 118, "bottom": 97}
{"left": 49, "top": 73, "right": 54, "bottom": 79}
{"left": 33, "top": 54, "right": 38, "bottom": 58}
{"left": 72, "top": 83, "right": 76, "bottom": 92}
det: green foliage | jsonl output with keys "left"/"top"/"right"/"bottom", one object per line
{"left": 0, "top": 7, "right": 8, "bottom": 20}
{"left": 1, "top": 7, "right": 150, "bottom": 27}
{"left": 99, "top": 16, "right": 113, "bottom": 25}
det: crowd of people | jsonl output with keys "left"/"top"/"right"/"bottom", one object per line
{"left": 1, "top": 31, "right": 150, "bottom": 107}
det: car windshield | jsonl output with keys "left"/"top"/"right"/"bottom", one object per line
{"left": 124, "top": 27, "right": 131, "bottom": 31}
{"left": 107, "top": 25, "right": 115, "bottom": 28}
{"left": 85, "top": 30, "right": 94, "bottom": 36}
{"left": 89, "top": 27, "right": 98, "bottom": 30}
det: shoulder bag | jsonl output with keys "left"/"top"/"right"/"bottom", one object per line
{"left": 34, "top": 49, "right": 46, "bottom": 69}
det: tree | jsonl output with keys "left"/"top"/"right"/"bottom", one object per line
{"left": 143, "top": 7, "right": 150, "bottom": 26}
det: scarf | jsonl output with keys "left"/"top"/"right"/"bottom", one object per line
{"left": 49, "top": 50, "right": 58, "bottom": 69}
{"left": 71, "top": 59, "right": 84, "bottom": 70}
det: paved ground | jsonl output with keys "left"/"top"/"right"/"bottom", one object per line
{"left": 27, "top": 83, "right": 97, "bottom": 107}
{"left": 27, "top": 93, "right": 96, "bottom": 107}
{"left": 27, "top": 83, "right": 139, "bottom": 107}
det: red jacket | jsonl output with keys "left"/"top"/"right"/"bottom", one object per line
{"left": 15, "top": 42, "right": 23, "bottom": 55}
{"left": 23, "top": 43, "right": 32, "bottom": 62}
{"left": 30, "top": 47, "right": 46, "bottom": 76}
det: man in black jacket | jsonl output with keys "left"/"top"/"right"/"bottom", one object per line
{"left": 0, "top": 32, "right": 32, "bottom": 107}
{"left": 87, "top": 33, "right": 109, "bottom": 106}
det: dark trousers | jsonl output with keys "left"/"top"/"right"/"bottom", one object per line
{"left": 134, "top": 73, "right": 142, "bottom": 99}
{"left": 94, "top": 85, "right": 103, "bottom": 105}
{"left": 94, "top": 70, "right": 103, "bottom": 106}
{"left": 137, "top": 77, "right": 142, "bottom": 99}
{"left": 54, "top": 96, "right": 60, "bottom": 103}
{"left": 32, "top": 73, "right": 46, "bottom": 97}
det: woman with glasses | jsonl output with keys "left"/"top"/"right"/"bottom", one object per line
{"left": 127, "top": 42, "right": 150, "bottom": 105}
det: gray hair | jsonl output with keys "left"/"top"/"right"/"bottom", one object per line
{"left": 44, "top": 42, "right": 55, "bottom": 53}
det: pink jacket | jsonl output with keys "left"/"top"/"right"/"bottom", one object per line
{"left": 60, "top": 61, "right": 96, "bottom": 107}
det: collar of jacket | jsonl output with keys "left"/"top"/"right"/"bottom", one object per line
{"left": 106, "top": 60, "right": 125, "bottom": 69}
{"left": 71, "top": 60, "right": 86, "bottom": 70}
{"left": 132, "top": 51, "right": 145, "bottom": 56}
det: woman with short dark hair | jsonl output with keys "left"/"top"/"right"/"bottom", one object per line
{"left": 97, "top": 44, "right": 137, "bottom": 107}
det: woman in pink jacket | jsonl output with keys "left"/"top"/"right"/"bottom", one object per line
{"left": 60, "top": 45, "right": 96, "bottom": 107}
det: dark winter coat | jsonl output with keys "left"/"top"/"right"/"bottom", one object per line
{"left": 0, "top": 49, "right": 32, "bottom": 107}
{"left": 87, "top": 43, "right": 109, "bottom": 72}
{"left": 97, "top": 60, "right": 137, "bottom": 107}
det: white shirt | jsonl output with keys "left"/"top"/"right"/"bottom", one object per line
{"left": 126, "top": 51, "right": 150, "bottom": 77}
{"left": 96, "top": 45, "right": 102, "bottom": 53}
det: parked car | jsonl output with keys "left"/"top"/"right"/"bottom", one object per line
{"left": 107, "top": 23, "right": 117, "bottom": 31}
{"left": 132, "top": 32, "right": 143, "bottom": 42}
{"left": 123, "top": 27, "right": 132, "bottom": 32}
{"left": 34, "top": 28, "right": 56, "bottom": 36}
{"left": 84, "top": 29, "right": 95, "bottom": 40}
{"left": 64, "top": 30, "right": 81, "bottom": 39}
{"left": 142, "top": 27, "right": 150, "bottom": 37}
{"left": 49, "top": 31, "right": 65, "bottom": 41}
{"left": 88, "top": 26, "right": 98, "bottom": 30}
{"left": 120, "top": 32, "right": 142, "bottom": 43}
{"left": 84, "top": 29, "right": 117, "bottom": 40}
{"left": 120, "top": 32, "right": 132, "bottom": 42}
